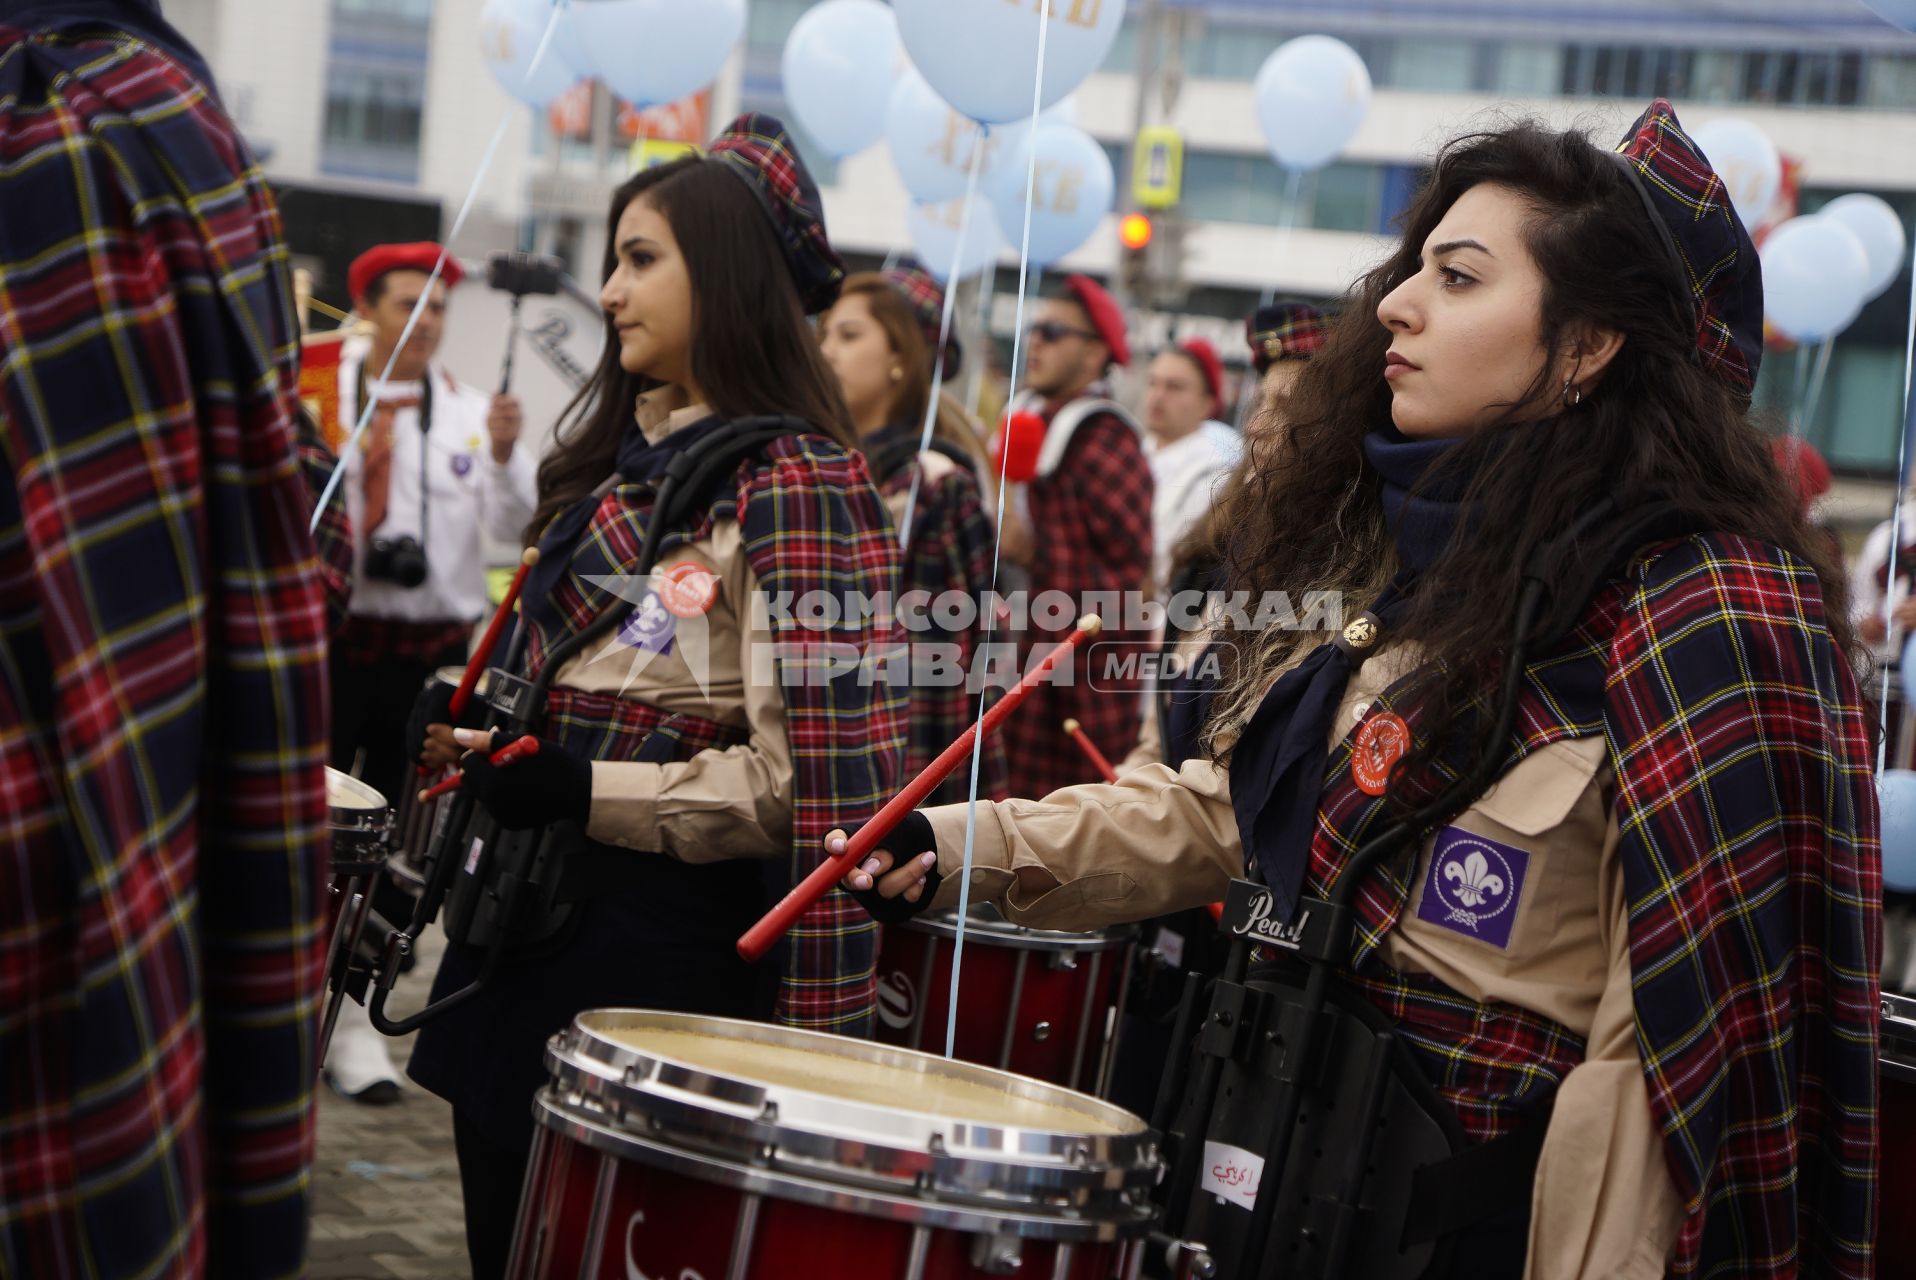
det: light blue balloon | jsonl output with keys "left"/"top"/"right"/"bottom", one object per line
{"left": 906, "top": 197, "right": 1003, "bottom": 283}
{"left": 887, "top": 68, "right": 1027, "bottom": 204}
{"left": 1861, "top": 1, "right": 1916, "bottom": 34}
{"left": 893, "top": 0, "right": 1123, "bottom": 126}
{"left": 1879, "top": 769, "right": 1916, "bottom": 892}
{"left": 782, "top": 0, "right": 902, "bottom": 160}
{"left": 1253, "top": 35, "right": 1372, "bottom": 172}
{"left": 565, "top": 0, "right": 745, "bottom": 108}
{"left": 985, "top": 123, "right": 1114, "bottom": 267}
{"left": 478, "top": 0, "right": 578, "bottom": 108}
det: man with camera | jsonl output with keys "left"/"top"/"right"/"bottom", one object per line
{"left": 326, "top": 240, "right": 537, "bottom": 1101}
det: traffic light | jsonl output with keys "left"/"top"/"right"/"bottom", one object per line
{"left": 1119, "top": 212, "right": 1155, "bottom": 251}
{"left": 1119, "top": 212, "right": 1154, "bottom": 295}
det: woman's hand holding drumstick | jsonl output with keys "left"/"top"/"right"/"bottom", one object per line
{"left": 736, "top": 616, "right": 1104, "bottom": 962}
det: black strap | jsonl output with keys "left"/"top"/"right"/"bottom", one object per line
{"left": 1400, "top": 1098, "right": 1554, "bottom": 1247}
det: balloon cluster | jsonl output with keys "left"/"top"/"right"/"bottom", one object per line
{"left": 1686, "top": 117, "right": 1910, "bottom": 346}
{"left": 478, "top": 0, "right": 746, "bottom": 109}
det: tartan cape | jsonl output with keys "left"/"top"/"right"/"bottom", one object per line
{"left": 528, "top": 431, "right": 907, "bottom": 1035}
{"left": 0, "top": 25, "right": 330, "bottom": 1280}
{"left": 1308, "top": 533, "right": 1878, "bottom": 1277}
{"left": 865, "top": 424, "right": 1008, "bottom": 806}
{"left": 999, "top": 393, "right": 1154, "bottom": 797}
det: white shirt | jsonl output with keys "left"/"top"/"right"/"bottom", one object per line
{"left": 338, "top": 340, "right": 537, "bottom": 624}
{"left": 1145, "top": 419, "right": 1241, "bottom": 593}
{"left": 1852, "top": 513, "right": 1914, "bottom": 667}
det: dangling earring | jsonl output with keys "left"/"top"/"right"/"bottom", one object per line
{"left": 1561, "top": 375, "right": 1582, "bottom": 408}
{"left": 889, "top": 367, "right": 904, "bottom": 383}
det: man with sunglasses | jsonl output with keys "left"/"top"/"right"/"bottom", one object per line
{"left": 996, "top": 275, "right": 1154, "bottom": 798}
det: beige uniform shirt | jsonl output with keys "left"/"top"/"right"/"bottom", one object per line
{"left": 554, "top": 391, "right": 794, "bottom": 862}
{"left": 918, "top": 642, "right": 1682, "bottom": 1279}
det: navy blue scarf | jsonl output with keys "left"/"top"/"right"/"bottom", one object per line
{"left": 1228, "top": 428, "right": 1472, "bottom": 921}
{"left": 522, "top": 412, "right": 726, "bottom": 634}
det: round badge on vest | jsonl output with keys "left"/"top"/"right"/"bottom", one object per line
{"left": 1351, "top": 710, "right": 1410, "bottom": 796}
{"left": 659, "top": 561, "right": 720, "bottom": 618}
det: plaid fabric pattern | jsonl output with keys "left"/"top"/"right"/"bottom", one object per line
{"left": 0, "top": 27, "right": 329, "bottom": 1280}
{"left": 709, "top": 113, "right": 844, "bottom": 315}
{"left": 544, "top": 687, "right": 743, "bottom": 764}
{"left": 295, "top": 410, "right": 353, "bottom": 633}
{"left": 332, "top": 615, "right": 471, "bottom": 668}
{"left": 528, "top": 433, "right": 906, "bottom": 1035}
{"left": 1614, "top": 99, "right": 1764, "bottom": 393}
{"left": 1246, "top": 300, "right": 1327, "bottom": 372}
{"left": 1307, "top": 533, "right": 1877, "bottom": 1278}
{"left": 1001, "top": 403, "right": 1154, "bottom": 798}
{"left": 867, "top": 428, "right": 1008, "bottom": 806}
{"left": 883, "top": 260, "right": 962, "bottom": 377}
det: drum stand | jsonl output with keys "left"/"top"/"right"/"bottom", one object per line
{"left": 317, "top": 838, "right": 392, "bottom": 1062}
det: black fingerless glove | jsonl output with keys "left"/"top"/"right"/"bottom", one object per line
{"left": 460, "top": 737, "right": 592, "bottom": 831}
{"left": 845, "top": 810, "right": 942, "bottom": 925}
{"left": 405, "top": 678, "right": 483, "bottom": 767}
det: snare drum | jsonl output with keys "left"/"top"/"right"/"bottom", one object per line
{"left": 1883, "top": 994, "right": 1916, "bottom": 1273}
{"left": 874, "top": 906, "right": 1137, "bottom": 1093}
{"left": 319, "top": 768, "right": 392, "bottom": 1061}
{"left": 510, "top": 1010, "right": 1159, "bottom": 1279}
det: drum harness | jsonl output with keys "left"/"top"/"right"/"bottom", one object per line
{"left": 1150, "top": 498, "right": 1697, "bottom": 1280}
{"left": 346, "top": 417, "right": 809, "bottom": 1037}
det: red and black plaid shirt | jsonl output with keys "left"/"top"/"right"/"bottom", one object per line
{"left": 0, "top": 24, "right": 329, "bottom": 1280}
{"left": 1001, "top": 395, "right": 1154, "bottom": 797}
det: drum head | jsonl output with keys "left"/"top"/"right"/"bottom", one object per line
{"left": 909, "top": 902, "right": 1137, "bottom": 952}
{"left": 433, "top": 665, "right": 491, "bottom": 694}
{"left": 596, "top": 1013, "right": 1139, "bottom": 1135}
{"left": 326, "top": 767, "right": 387, "bottom": 813}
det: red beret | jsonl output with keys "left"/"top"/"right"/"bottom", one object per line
{"left": 1061, "top": 274, "right": 1129, "bottom": 368}
{"left": 1177, "top": 338, "right": 1224, "bottom": 414}
{"left": 347, "top": 242, "right": 464, "bottom": 303}
{"left": 1769, "top": 436, "right": 1831, "bottom": 506}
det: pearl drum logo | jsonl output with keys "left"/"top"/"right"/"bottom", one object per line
{"left": 1228, "top": 886, "right": 1313, "bottom": 952}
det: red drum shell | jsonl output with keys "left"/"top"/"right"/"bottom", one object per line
{"left": 874, "top": 908, "right": 1136, "bottom": 1091}
{"left": 509, "top": 1010, "right": 1158, "bottom": 1280}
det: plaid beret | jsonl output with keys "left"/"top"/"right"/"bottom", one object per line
{"left": 709, "top": 112, "right": 845, "bottom": 315}
{"left": 1246, "top": 300, "right": 1326, "bottom": 373}
{"left": 1612, "top": 99, "right": 1763, "bottom": 393}
{"left": 347, "top": 241, "right": 463, "bottom": 302}
{"left": 883, "top": 259, "right": 962, "bottom": 378}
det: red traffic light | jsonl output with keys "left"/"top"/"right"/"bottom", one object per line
{"left": 1119, "top": 212, "right": 1154, "bottom": 251}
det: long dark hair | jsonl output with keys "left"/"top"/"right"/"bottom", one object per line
{"left": 527, "top": 157, "right": 857, "bottom": 542}
{"left": 1207, "top": 118, "right": 1858, "bottom": 790}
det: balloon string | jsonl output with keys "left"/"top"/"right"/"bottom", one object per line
{"left": 1877, "top": 231, "right": 1916, "bottom": 777}
{"left": 896, "top": 142, "right": 986, "bottom": 556}
{"left": 1798, "top": 336, "right": 1836, "bottom": 441}
{"left": 1235, "top": 166, "right": 1306, "bottom": 429}
{"left": 309, "top": 0, "right": 570, "bottom": 534}
{"left": 962, "top": 263, "right": 998, "bottom": 429}
{"left": 949, "top": 0, "right": 1053, "bottom": 1062}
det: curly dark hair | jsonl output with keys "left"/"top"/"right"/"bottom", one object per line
{"left": 1205, "top": 116, "right": 1858, "bottom": 797}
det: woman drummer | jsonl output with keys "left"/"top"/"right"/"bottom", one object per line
{"left": 818, "top": 264, "right": 1009, "bottom": 804}
{"left": 843, "top": 102, "right": 1879, "bottom": 1279}
{"left": 409, "top": 115, "right": 906, "bottom": 1279}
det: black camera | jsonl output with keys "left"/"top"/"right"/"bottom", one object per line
{"left": 486, "top": 252, "right": 565, "bottom": 299}
{"left": 365, "top": 534, "right": 429, "bottom": 588}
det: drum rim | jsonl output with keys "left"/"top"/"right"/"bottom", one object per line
{"left": 905, "top": 905, "right": 1138, "bottom": 952}
{"left": 1885, "top": 993, "right": 1916, "bottom": 1083}
{"left": 326, "top": 767, "right": 390, "bottom": 818}
{"left": 546, "top": 1045, "right": 1151, "bottom": 1205}
{"left": 532, "top": 1091, "right": 1154, "bottom": 1243}
{"left": 433, "top": 664, "right": 492, "bottom": 693}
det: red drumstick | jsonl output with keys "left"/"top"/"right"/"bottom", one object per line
{"left": 450, "top": 546, "right": 540, "bottom": 721}
{"left": 1062, "top": 717, "right": 1118, "bottom": 783}
{"left": 415, "top": 734, "right": 542, "bottom": 802}
{"left": 737, "top": 615, "right": 1104, "bottom": 963}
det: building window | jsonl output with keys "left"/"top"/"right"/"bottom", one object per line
{"left": 320, "top": 0, "right": 432, "bottom": 184}
{"left": 1391, "top": 39, "right": 1474, "bottom": 92}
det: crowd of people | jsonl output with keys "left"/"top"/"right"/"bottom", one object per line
{"left": 0, "top": 5, "right": 1899, "bottom": 1280}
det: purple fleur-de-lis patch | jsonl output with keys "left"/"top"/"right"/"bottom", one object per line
{"left": 616, "top": 589, "right": 677, "bottom": 656}
{"left": 450, "top": 453, "right": 474, "bottom": 477}
{"left": 1416, "top": 827, "right": 1530, "bottom": 949}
